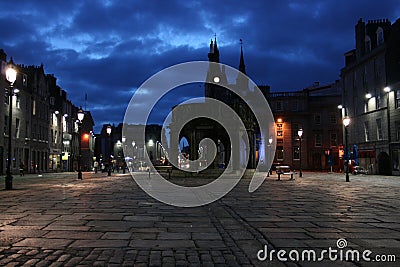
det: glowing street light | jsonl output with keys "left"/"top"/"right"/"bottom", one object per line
{"left": 298, "top": 128, "right": 303, "bottom": 178}
{"left": 5, "top": 59, "right": 17, "bottom": 190}
{"left": 343, "top": 116, "right": 351, "bottom": 182}
{"left": 77, "top": 108, "right": 85, "bottom": 180}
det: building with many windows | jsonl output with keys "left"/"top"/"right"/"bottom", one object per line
{"left": 341, "top": 18, "right": 400, "bottom": 175}
{"left": 0, "top": 49, "right": 95, "bottom": 175}
{"left": 264, "top": 82, "right": 343, "bottom": 171}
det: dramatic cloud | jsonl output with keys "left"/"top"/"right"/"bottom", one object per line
{"left": 1, "top": 0, "right": 400, "bottom": 132}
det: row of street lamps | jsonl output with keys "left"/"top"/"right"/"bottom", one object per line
{"left": 4, "top": 60, "right": 86, "bottom": 188}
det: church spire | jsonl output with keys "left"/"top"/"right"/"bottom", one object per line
{"left": 239, "top": 39, "right": 246, "bottom": 74}
{"left": 207, "top": 35, "right": 220, "bottom": 63}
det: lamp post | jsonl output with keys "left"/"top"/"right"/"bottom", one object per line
{"left": 343, "top": 116, "right": 351, "bottom": 182}
{"left": 122, "top": 136, "right": 126, "bottom": 173}
{"left": 5, "top": 60, "right": 17, "bottom": 190}
{"left": 298, "top": 128, "right": 303, "bottom": 178}
{"left": 384, "top": 86, "right": 392, "bottom": 175}
{"left": 107, "top": 125, "right": 112, "bottom": 176}
{"left": 77, "top": 108, "right": 85, "bottom": 180}
{"left": 267, "top": 136, "right": 273, "bottom": 177}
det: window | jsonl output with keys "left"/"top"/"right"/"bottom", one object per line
{"left": 32, "top": 99, "right": 36, "bottom": 116}
{"left": 363, "top": 66, "right": 367, "bottom": 87}
{"left": 291, "top": 100, "right": 298, "bottom": 111}
{"left": 4, "top": 116, "right": 8, "bottom": 135}
{"left": 314, "top": 114, "right": 321, "bottom": 125}
{"left": 15, "top": 118, "right": 20, "bottom": 138}
{"left": 292, "top": 123, "right": 299, "bottom": 139}
{"left": 49, "top": 97, "right": 55, "bottom": 106}
{"left": 277, "top": 146, "right": 284, "bottom": 160}
{"left": 55, "top": 131, "right": 58, "bottom": 144}
{"left": 23, "top": 74, "right": 27, "bottom": 86}
{"left": 396, "top": 89, "right": 400, "bottom": 109}
{"left": 365, "top": 35, "right": 371, "bottom": 53}
{"left": 25, "top": 121, "right": 29, "bottom": 138}
{"left": 277, "top": 131, "right": 283, "bottom": 137}
{"left": 277, "top": 139, "right": 283, "bottom": 144}
{"left": 293, "top": 146, "right": 300, "bottom": 160}
{"left": 4, "top": 92, "right": 9, "bottom": 104}
{"left": 377, "top": 27, "right": 384, "bottom": 46}
{"left": 364, "top": 121, "right": 370, "bottom": 141}
{"left": 276, "top": 101, "right": 283, "bottom": 111}
{"left": 16, "top": 95, "right": 20, "bottom": 109}
{"left": 315, "top": 134, "right": 322, "bottom": 147}
{"left": 396, "top": 121, "right": 400, "bottom": 141}
{"left": 376, "top": 118, "right": 383, "bottom": 140}
{"left": 329, "top": 113, "right": 337, "bottom": 124}
{"left": 376, "top": 93, "right": 381, "bottom": 109}
{"left": 330, "top": 133, "right": 337, "bottom": 147}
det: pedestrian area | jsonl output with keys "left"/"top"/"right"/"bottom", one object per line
{"left": 0, "top": 171, "right": 399, "bottom": 266}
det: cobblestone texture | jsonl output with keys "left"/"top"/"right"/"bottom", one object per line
{"left": 0, "top": 171, "right": 399, "bottom": 266}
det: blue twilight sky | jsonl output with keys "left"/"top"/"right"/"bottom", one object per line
{"left": 1, "top": 0, "right": 400, "bottom": 132}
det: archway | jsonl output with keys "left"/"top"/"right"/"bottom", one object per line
{"left": 377, "top": 152, "right": 391, "bottom": 175}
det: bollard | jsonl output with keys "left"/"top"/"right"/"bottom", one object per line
{"left": 277, "top": 173, "right": 281, "bottom": 181}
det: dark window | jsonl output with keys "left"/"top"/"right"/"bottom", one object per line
{"left": 277, "top": 146, "right": 284, "bottom": 160}
{"left": 293, "top": 146, "right": 300, "bottom": 160}
{"left": 315, "top": 134, "right": 322, "bottom": 147}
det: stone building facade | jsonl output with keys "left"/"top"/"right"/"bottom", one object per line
{"left": 0, "top": 49, "right": 94, "bottom": 175}
{"left": 341, "top": 18, "right": 400, "bottom": 175}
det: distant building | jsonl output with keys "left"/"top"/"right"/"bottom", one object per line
{"left": 264, "top": 82, "right": 343, "bottom": 171}
{"left": 341, "top": 18, "right": 400, "bottom": 175}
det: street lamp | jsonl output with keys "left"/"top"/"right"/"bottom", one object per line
{"left": 343, "top": 116, "right": 351, "bottom": 182}
{"left": 106, "top": 125, "right": 112, "bottom": 176}
{"left": 267, "top": 136, "right": 273, "bottom": 177}
{"left": 5, "top": 60, "right": 17, "bottom": 190}
{"left": 384, "top": 86, "right": 392, "bottom": 175}
{"left": 77, "top": 108, "right": 85, "bottom": 180}
{"left": 298, "top": 128, "right": 303, "bottom": 178}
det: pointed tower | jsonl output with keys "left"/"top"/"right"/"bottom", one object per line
{"left": 239, "top": 39, "right": 246, "bottom": 74}
{"left": 206, "top": 37, "right": 222, "bottom": 99}
{"left": 236, "top": 39, "right": 249, "bottom": 91}
{"left": 207, "top": 37, "right": 220, "bottom": 63}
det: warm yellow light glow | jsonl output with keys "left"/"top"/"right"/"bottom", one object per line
{"left": 277, "top": 118, "right": 283, "bottom": 123}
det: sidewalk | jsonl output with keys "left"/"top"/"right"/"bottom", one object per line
{"left": 0, "top": 171, "right": 399, "bottom": 266}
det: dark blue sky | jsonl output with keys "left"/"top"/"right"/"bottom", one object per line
{"left": 1, "top": 0, "right": 400, "bottom": 132}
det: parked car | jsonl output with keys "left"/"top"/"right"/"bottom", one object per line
{"left": 353, "top": 166, "right": 368, "bottom": 175}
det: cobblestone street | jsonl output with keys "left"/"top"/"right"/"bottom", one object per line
{"left": 0, "top": 171, "right": 399, "bottom": 266}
